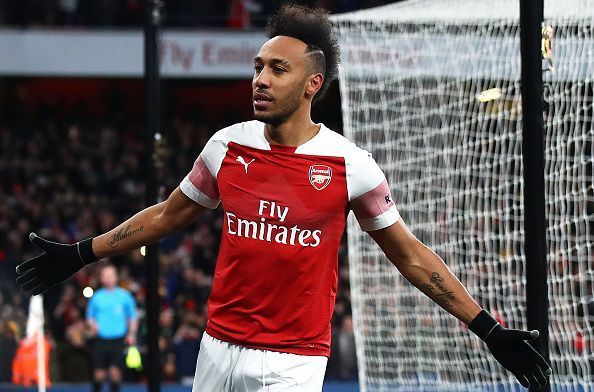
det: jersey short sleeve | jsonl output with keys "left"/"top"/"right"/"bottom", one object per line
{"left": 180, "top": 131, "right": 229, "bottom": 209}
{"left": 347, "top": 148, "right": 400, "bottom": 231}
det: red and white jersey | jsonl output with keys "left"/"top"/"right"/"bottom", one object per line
{"left": 180, "top": 120, "right": 399, "bottom": 357}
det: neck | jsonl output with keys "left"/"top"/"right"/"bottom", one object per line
{"left": 264, "top": 104, "right": 320, "bottom": 147}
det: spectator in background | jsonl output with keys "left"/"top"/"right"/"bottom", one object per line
{"left": 52, "top": 284, "right": 84, "bottom": 342}
{"left": 0, "top": 0, "right": 397, "bottom": 27}
{"left": 58, "top": 0, "right": 79, "bottom": 25}
{"left": 55, "top": 319, "right": 92, "bottom": 382}
{"left": 0, "top": 321, "right": 19, "bottom": 382}
{"left": 171, "top": 318, "right": 201, "bottom": 386}
{"left": 227, "top": 0, "right": 262, "bottom": 28}
{"left": 11, "top": 326, "right": 52, "bottom": 388}
{"left": 335, "top": 315, "right": 358, "bottom": 380}
{"left": 86, "top": 264, "right": 138, "bottom": 392}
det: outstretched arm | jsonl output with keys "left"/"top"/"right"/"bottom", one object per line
{"left": 16, "top": 187, "right": 207, "bottom": 295}
{"left": 368, "top": 219, "right": 481, "bottom": 324}
{"left": 92, "top": 187, "right": 207, "bottom": 259}
{"left": 368, "top": 219, "right": 551, "bottom": 389}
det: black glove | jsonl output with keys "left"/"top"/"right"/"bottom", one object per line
{"left": 16, "top": 233, "right": 98, "bottom": 295}
{"left": 469, "top": 310, "right": 552, "bottom": 389}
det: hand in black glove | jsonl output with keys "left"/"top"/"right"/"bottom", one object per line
{"left": 469, "top": 310, "right": 552, "bottom": 390}
{"left": 16, "top": 233, "right": 97, "bottom": 295}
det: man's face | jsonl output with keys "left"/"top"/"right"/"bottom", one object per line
{"left": 100, "top": 266, "right": 118, "bottom": 288}
{"left": 252, "top": 36, "right": 312, "bottom": 125}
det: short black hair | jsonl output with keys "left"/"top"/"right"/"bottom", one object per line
{"left": 265, "top": 3, "right": 340, "bottom": 103}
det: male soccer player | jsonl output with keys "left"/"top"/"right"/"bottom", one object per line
{"left": 86, "top": 264, "right": 138, "bottom": 392}
{"left": 16, "top": 3, "right": 551, "bottom": 391}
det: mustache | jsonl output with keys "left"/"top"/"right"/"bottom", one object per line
{"left": 253, "top": 91, "right": 274, "bottom": 100}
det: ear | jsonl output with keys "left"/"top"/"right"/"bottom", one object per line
{"left": 305, "top": 73, "right": 324, "bottom": 99}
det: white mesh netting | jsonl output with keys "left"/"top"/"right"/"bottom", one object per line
{"left": 332, "top": 0, "right": 594, "bottom": 390}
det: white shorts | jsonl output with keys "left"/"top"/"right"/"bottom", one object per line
{"left": 192, "top": 332, "right": 328, "bottom": 392}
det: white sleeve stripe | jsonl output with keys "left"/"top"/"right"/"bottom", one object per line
{"left": 180, "top": 177, "right": 220, "bottom": 209}
{"left": 357, "top": 207, "right": 400, "bottom": 232}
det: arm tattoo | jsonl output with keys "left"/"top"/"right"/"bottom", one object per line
{"left": 412, "top": 272, "right": 456, "bottom": 311}
{"left": 107, "top": 225, "right": 144, "bottom": 248}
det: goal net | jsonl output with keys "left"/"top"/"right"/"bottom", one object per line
{"left": 332, "top": 0, "right": 594, "bottom": 390}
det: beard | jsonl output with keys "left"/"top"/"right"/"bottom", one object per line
{"left": 253, "top": 84, "right": 304, "bottom": 125}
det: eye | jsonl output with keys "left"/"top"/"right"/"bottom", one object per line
{"left": 273, "top": 67, "right": 286, "bottom": 74}
{"left": 254, "top": 65, "right": 263, "bottom": 73}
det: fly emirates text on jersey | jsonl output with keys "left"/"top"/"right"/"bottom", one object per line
{"left": 225, "top": 199, "right": 322, "bottom": 247}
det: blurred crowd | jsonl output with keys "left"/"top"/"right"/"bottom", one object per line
{"left": 0, "top": 88, "right": 357, "bottom": 384}
{"left": 0, "top": 0, "right": 396, "bottom": 28}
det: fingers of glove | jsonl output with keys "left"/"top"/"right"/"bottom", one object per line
{"left": 20, "top": 277, "right": 44, "bottom": 291}
{"left": 16, "top": 253, "right": 45, "bottom": 274}
{"left": 503, "top": 328, "right": 538, "bottom": 342}
{"left": 512, "top": 372, "right": 530, "bottom": 388}
{"left": 531, "top": 366, "right": 549, "bottom": 389}
{"left": 511, "top": 344, "right": 551, "bottom": 385}
{"left": 527, "top": 372, "right": 544, "bottom": 390}
{"left": 527, "top": 330, "right": 540, "bottom": 341}
{"left": 520, "top": 363, "right": 548, "bottom": 389}
{"left": 32, "top": 283, "right": 50, "bottom": 296}
{"left": 16, "top": 268, "right": 38, "bottom": 285}
{"left": 527, "top": 345, "right": 552, "bottom": 375}
{"left": 29, "top": 232, "right": 63, "bottom": 252}
{"left": 515, "top": 373, "right": 530, "bottom": 388}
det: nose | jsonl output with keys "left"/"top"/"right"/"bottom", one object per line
{"left": 254, "top": 68, "right": 271, "bottom": 89}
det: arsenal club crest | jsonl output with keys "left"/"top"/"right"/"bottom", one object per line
{"left": 308, "top": 165, "right": 332, "bottom": 190}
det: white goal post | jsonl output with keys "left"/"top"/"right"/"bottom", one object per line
{"left": 332, "top": 1, "right": 594, "bottom": 390}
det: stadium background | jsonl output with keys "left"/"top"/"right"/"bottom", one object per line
{"left": 0, "top": 1, "right": 397, "bottom": 390}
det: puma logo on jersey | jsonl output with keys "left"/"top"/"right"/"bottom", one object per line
{"left": 236, "top": 156, "right": 255, "bottom": 173}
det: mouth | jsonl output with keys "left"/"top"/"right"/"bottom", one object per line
{"left": 253, "top": 92, "right": 274, "bottom": 110}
